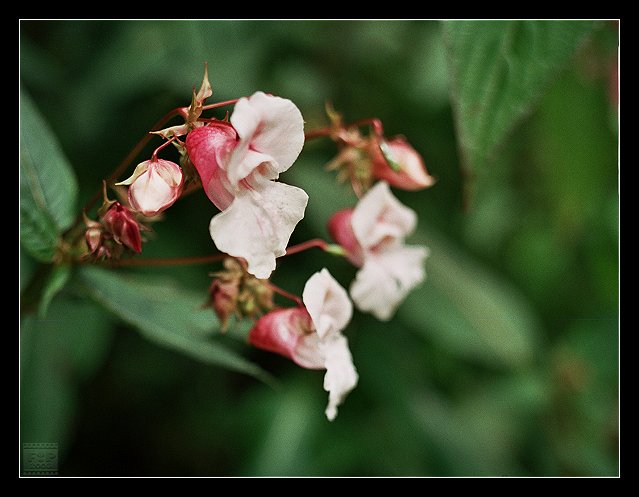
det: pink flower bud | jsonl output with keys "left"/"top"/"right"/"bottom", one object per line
{"left": 101, "top": 202, "right": 142, "bottom": 253}
{"left": 371, "top": 137, "right": 435, "bottom": 191}
{"left": 124, "top": 159, "right": 184, "bottom": 217}
{"left": 249, "top": 308, "right": 324, "bottom": 369}
{"left": 327, "top": 209, "right": 364, "bottom": 266}
{"left": 208, "top": 278, "right": 240, "bottom": 330}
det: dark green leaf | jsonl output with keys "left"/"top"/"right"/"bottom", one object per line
{"left": 21, "top": 298, "right": 113, "bottom": 453}
{"left": 442, "top": 21, "right": 595, "bottom": 188}
{"left": 20, "top": 89, "right": 79, "bottom": 260}
{"left": 38, "top": 264, "right": 72, "bottom": 318}
{"left": 400, "top": 225, "right": 540, "bottom": 368}
{"left": 77, "top": 266, "right": 273, "bottom": 384}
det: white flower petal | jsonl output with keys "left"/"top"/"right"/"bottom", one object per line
{"left": 322, "top": 335, "right": 358, "bottom": 421}
{"left": 230, "top": 92, "right": 305, "bottom": 175}
{"left": 302, "top": 268, "right": 353, "bottom": 340}
{"left": 352, "top": 181, "right": 417, "bottom": 250}
{"left": 209, "top": 180, "right": 308, "bottom": 279}
{"left": 350, "top": 245, "right": 429, "bottom": 321}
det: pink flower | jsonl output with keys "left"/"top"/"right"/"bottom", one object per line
{"left": 118, "top": 159, "right": 184, "bottom": 217}
{"left": 329, "top": 181, "right": 429, "bottom": 320}
{"left": 186, "top": 92, "right": 308, "bottom": 279}
{"left": 101, "top": 202, "right": 142, "bottom": 253}
{"left": 371, "top": 137, "right": 435, "bottom": 191}
{"left": 249, "top": 268, "right": 358, "bottom": 420}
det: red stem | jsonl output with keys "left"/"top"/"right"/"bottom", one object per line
{"left": 304, "top": 126, "right": 332, "bottom": 140}
{"left": 201, "top": 98, "right": 240, "bottom": 111}
{"left": 266, "top": 282, "right": 303, "bottom": 307}
{"left": 285, "top": 239, "right": 328, "bottom": 256}
{"left": 112, "top": 253, "right": 225, "bottom": 267}
{"left": 304, "top": 118, "right": 384, "bottom": 142}
{"left": 151, "top": 136, "right": 177, "bottom": 161}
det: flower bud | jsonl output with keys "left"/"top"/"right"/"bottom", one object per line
{"left": 249, "top": 308, "right": 324, "bottom": 369}
{"left": 101, "top": 202, "right": 142, "bottom": 253}
{"left": 118, "top": 159, "right": 184, "bottom": 217}
{"left": 327, "top": 209, "right": 364, "bottom": 266}
{"left": 371, "top": 137, "right": 435, "bottom": 191}
{"left": 83, "top": 216, "right": 103, "bottom": 255}
{"left": 208, "top": 277, "right": 240, "bottom": 331}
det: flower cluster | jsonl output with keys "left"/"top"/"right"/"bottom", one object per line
{"left": 82, "top": 66, "right": 434, "bottom": 420}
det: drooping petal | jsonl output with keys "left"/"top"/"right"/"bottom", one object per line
{"left": 230, "top": 92, "right": 305, "bottom": 176}
{"left": 249, "top": 307, "right": 325, "bottom": 369}
{"left": 350, "top": 245, "right": 429, "bottom": 321}
{"left": 302, "top": 268, "right": 352, "bottom": 340}
{"left": 351, "top": 181, "right": 417, "bottom": 250}
{"left": 209, "top": 179, "right": 308, "bottom": 279}
{"left": 322, "top": 335, "right": 358, "bottom": 421}
{"left": 185, "top": 124, "right": 237, "bottom": 210}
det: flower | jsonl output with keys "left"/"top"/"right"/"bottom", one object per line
{"left": 329, "top": 181, "right": 429, "bottom": 320}
{"left": 101, "top": 202, "right": 142, "bottom": 253}
{"left": 186, "top": 92, "right": 308, "bottom": 279}
{"left": 249, "top": 268, "right": 358, "bottom": 420}
{"left": 371, "top": 137, "right": 435, "bottom": 191}
{"left": 117, "top": 159, "right": 184, "bottom": 217}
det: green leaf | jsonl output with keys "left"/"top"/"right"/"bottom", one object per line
{"left": 400, "top": 225, "right": 540, "bottom": 368}
{"left": 442, "top": 20, "right": 595, "bottom": 190}
{"left": 20, "top": 89, "right": 79, "bottom": 261}
{"left": 77, "top": 266, "right": 273, "bottom": 384}
{"left": 21, "top": 298, "right": 113, "bottom": 454}
{"left": 38, "top": 264, "right": 72, "bottom": 318}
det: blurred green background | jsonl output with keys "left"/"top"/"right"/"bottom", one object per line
{"left": 20, "top": 20, "right": 618, "bottom": 476}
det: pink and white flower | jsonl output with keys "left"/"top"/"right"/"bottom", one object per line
{"left": 186, "top": 92, "right": 308, "bottom": 279}
{"left": 249, "top": 268, "right": 358, "bottom": 420}
{"left": 117, "top": 159, "right": 184, "bottom": 217}
{"left": 329, "top": 181, "right": 429, "bottom": 320}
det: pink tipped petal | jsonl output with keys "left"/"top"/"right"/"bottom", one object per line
{"left": 327, "top": 209, "right": 364, "bottom": 266}
{"left": 350, "top": 245, "right": 429, "bottom": 321}
{"left": 249, "top": 307, "right": 325, "bottom": 369}
{"left": 185, "top": 125, "right": 237, "bottom": 210}
{"left": 372, "top": 138, "right": 435, "bottom": 191}
{"left": 231, "top": 92, "right": 305, "bottom": 175}
{"left": 351, "top": 182, "right": 417, "bottom": 250}
{"left": 209, "top": 180, "right": 309, "bottom": 279}
{"left": 302, "top": 268, "right": 352, "bottom": 340}
{"left": 322, "top": 335, "right": 358, "bottom": 421}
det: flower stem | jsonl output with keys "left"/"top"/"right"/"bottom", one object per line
{"left": 111, "top": 253, "right": 225, "bottom": 267}
{"left": 201, "top": 98, "right": 240, "bottom": 111}
{"left": 285, "top": 239, "right": 328, "bottom": 256}
{"left": 266, "top": 282, "right": 303, "bottom": 307}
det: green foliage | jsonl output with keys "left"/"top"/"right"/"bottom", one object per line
{"left": 19, "top": 20, "right": 618, "bottom": 476}
{"left": 77, "top": 266, "right": 273, "bottom": 384}
{"left": 443, "top": 20, "right": 596, "bottom": 199}
{"left": 20, "top": 89, "right": 78, "bottom": 261}
{"left": 21, "top": 297, "right": 113, "bottom": 456}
